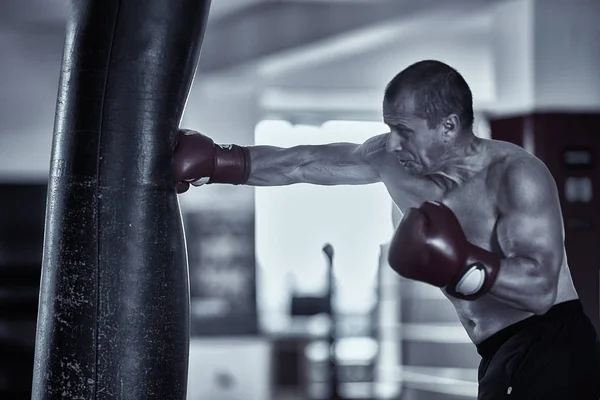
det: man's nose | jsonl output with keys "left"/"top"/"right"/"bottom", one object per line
{"left": 386, "top": 133, "right": 403, "bottom": 153}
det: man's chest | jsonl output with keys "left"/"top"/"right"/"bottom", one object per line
{"left": 387, "top": 171, "right": 500, "bottom": 251}
{"left": 442, "top": 181, "right": 498, "bottom": 250}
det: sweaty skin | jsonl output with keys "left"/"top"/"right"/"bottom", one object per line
{"left": 243, "top": 99, "right": 578, "bottom": 345}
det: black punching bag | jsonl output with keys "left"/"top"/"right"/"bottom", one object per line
{"left": 32, "top": 0, "right": 211, "bottom": 399}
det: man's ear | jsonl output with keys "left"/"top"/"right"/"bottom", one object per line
{"left": 441, "top": 114, "right": 461, "bottom": 137}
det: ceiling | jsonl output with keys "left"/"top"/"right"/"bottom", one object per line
{"left": 0, "top": 0, "right": 503, "bottom": 178}
{"left": 0, "top": 0, "right": 386, "bottom": 29}
{"left": 0, "top": 0, "right": 505, "bottom": 74}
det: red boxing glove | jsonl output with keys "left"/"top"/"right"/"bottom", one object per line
{"left": 388, "top": 201, "right": 500, "bottom": 300}
{"left": 173, "top": 129, "right": 251, "bottom": 193}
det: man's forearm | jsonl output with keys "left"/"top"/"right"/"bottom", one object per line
{"left": 245, "top": 145, "right": 309, "bottom": 186}
{"left": 245, "top": 143, "right": 378, "bottom": 186}
{"left": 488, "top": 256, "right": 558, "bottom": 315}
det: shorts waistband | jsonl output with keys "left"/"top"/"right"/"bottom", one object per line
{"left": 476, "top": 299, "right": 582, "bottom": 358}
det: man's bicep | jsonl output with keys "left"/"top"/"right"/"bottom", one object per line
{"left": 357, "top": 133, "right": 389, "bottom": 157}
{"left": 496, "top": 159, "right": 564, "bottom": 268}
{"left": 296, "top": 136, "right": 385, "bottom": 185}
{"left": 496, "top": 207, "right": 563, "bottom": 267}
{"left": 329, "top": 133, "right": 389, "bottom": 182}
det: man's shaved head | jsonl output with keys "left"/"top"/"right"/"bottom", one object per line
{"left": 384, "top": 60, "right": 474, "bottom": 131}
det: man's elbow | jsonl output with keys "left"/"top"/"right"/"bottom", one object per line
{"left": 528, "top": 255, "right": 561, "bottom": 315}
{"left": 530, "top": 282, "right": 558, "bottom": 315}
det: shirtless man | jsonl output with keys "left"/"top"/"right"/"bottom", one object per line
{"left": 173, "top": 60, "right": 600, "bottom": 399}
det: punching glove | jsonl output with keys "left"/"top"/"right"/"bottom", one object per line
{"left": 173, "top": 129, "right": 251, "bottom": 193}
{"left": 388, "top": 201, "right": 500, "bottom": 300}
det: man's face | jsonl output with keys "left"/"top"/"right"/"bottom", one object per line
{"left": 383, "top": 96, "right": 446, "bottom": 176}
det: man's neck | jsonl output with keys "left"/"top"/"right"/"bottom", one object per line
{"left": 428, "top": 134, "right": 487, "bottom": 189}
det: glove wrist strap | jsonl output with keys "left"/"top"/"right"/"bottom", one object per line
{"left": 211, "top": 144, "right": 251, "bottom": 185}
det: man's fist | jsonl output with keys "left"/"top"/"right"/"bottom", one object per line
{"left": 388, "top": 201, "right": 500, "bottom": 300}
{"left": 173, "top": 129, "right": 251, "bottom": 193}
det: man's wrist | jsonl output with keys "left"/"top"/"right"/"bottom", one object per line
{"left": 211, "top": 144, "right": 251, "bottom": 184}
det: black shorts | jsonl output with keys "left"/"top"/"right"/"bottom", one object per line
{"left": 476, "top": 300, "right": 600, "bottom": 400}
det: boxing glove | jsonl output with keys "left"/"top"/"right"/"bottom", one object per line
{"left": 388, "top": 201, "right": 500, "bottom": 300}
{"left": 173, "top": 129, "right": 251, "bottom": 193}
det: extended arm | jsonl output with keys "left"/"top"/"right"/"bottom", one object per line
{"left": 247, "top": 135, "right": 387, "bottom": 186}
{"left": 173, "top": 129, "right": 389, "bottom": 191}
{"left": 489, "top": 158, "right": 565, "bottom": 314}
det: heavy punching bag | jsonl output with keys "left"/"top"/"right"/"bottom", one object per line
{"left": 32, "top": 0, "right": 212, "bottom": 399}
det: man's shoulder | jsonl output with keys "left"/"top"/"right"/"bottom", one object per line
{"left": 484, "top": 139, "right": 545, "bottom": 176}
{"left": 500, "top": 150, "right": 548, "bottom": 182}
{"left": 361, "top": 133, "right": 399, "bottom": 171}
{"left": 356, "top": 133, "right": 386, "bottom": 161}
{"left": 489, "top": 144, "right": 556, "bottom": 210}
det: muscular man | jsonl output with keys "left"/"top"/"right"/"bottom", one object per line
{"left": 173, "top": 60, "right": 600, "bottom": 399}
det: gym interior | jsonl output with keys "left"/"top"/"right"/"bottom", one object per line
{"left": 0, "top": 0, "right": 599, "bottom": 399}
